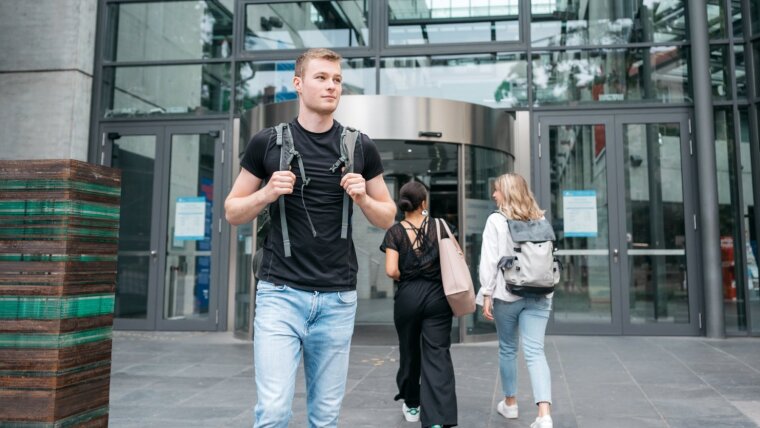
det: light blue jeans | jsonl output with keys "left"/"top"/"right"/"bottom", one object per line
{"left": 493, "top": 297, "right": 552, "bottom": 405}
{"left": 253, "top": 281, "right": 357, "bottom": 428}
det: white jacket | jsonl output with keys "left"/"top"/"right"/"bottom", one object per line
{"left": 475, "top": 212, "right": 554, "bottom": 305}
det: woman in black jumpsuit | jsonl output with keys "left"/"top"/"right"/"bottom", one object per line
{"left": 380, "top": 181, "right": 458, "bottom": 428}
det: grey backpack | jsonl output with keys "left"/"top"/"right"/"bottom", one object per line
{"left": 497, "top": 213, "right": 561, "bottom": 296}
{"left": 253, "top": 123, "right": 360, "bottom": 276}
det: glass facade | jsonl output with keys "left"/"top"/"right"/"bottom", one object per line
{"left": 388, "top": 1, "right": 519, "bottom": 45}
{"left": 102, "top": 64, "right": 232, "bottom": 117}
{"left": 106, "top": 1, "right": 234, "bottom": 61}
{"left": 380, "top": 54, "right": 528, "bottom": 108}
{"left": 532, "top": 47, "right": 690, "bottom": 105}
{"left": 244, "top": 2, "right": 369, "bottom": 50}
{"left": 93, "top": 0, "right": 760, "bottom": 337}
{"left": 531, "top": 0, "right": 686, "bottom": 46}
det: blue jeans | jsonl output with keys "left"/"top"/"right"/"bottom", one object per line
{"left": 493, "top": 297, "right": 552, "bottom": 405}
{"left": 253, "top": 281, "right": 357, "bottom": 428}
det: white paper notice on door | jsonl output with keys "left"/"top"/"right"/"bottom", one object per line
{"left": 563, "top": 190, "right": 598, "bottom": 237}
{"left": 175, "top": 196, "right": 206, "bottom": 240}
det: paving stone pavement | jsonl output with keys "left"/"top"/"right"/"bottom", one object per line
{"left": 108, "top": 331, "right": 760, "bottom": 427}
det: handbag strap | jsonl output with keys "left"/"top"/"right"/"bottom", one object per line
{"left": 435, "top": 218, "right": 463, "bottom": 253}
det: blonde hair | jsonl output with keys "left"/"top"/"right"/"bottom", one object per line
{"left": 493, "top": 173, "right": 544, "bottom": 220}
{"left": 295, "top": 48, "right": 342, "bottom": 78}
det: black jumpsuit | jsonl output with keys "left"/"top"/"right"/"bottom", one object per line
{"left": 380, "top": 218, "right": 458, "bottom": 428}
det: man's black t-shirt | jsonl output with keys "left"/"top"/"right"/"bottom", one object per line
{"left": 240, "top": 119, "right": 384, "bottom": 292}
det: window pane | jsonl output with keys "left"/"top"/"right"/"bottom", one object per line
{"left": 732, "top": 0, "right": 744, "bottom": 38}
{"left": 102, "top": 64, "right": 231, "bottom": 118}
{"left": 739, "top": 108, "right": 760, "bottom": 333}
{"left": 755, "top": 41, "right": 760, "bottom": 97}
{"left": 708, "top": 0, "right": 728, "bottom": 39}
{"left": 380, "top": 53, "right": 528, "bottom": 108}
{"left": 112, "top": 136, "right": 156, "bottom": 320}
{"left": 244, "top": 1, "right": 369, "bottom": 51}
{"left": 531, "top": 0, "right": 686, "bottom": 47}
{"left": 752, "top": 0, "right": 760, "bottom": 34}
{"left": 388, "top": 0, "right": 519, "bottom": 45}
{"left": 735, "top": 44, "right": 747, "bottom": 98}
{"left": 550, "top": 124, "right": 613, "bottom": 324}
{"left": 464, "top": 145, "right": 511, "bottom": 336}
{"left": 106, "top": 1, "right": 234, "bottom": 61}
{"left": 710, "top": 45, "right": 731, "bottom": 100}
{"left": 235, "top": 58, "right": 375, "bottom": 112}
{"left": 715, "top": 109, "right": 746, "bottom": 333}
{"left": 623, "top": 123, "right": 690, "bottom": 324}
{"left": 532, "top": 47, "right": 690, "bottom": 106}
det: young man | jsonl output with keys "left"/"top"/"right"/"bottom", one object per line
{"left": 225, "top": 48, "right": 395, "bottom": 428}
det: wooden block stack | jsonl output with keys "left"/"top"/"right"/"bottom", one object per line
{"left": 0, "top": 160, "right": 120, "bottom": 427}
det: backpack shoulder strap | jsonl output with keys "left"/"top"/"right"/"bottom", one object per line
{"left": 275, "top": 123, "right": 293, "bottom": 257}
{"left": 339, "top": 126, "right": 361, "bottom": 239}
{"left": 275, "top": 123, "right": 295, "bottom": 170}
{"left": 341, "top": 126, "right": 361, "bottom": 173}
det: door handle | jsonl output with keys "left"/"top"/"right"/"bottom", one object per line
{"left": 613, "top": 248, "right": 619, "bottom": 263}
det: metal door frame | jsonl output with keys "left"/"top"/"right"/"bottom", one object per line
{"left": 615, "top": 113, "right": 701, "bottom": 336}
{"left": 100, "top": 121, "right": 230, "bottom": 331}
{"left": 537, "top": 114, "right": 624, "bottom": 335}
{"left": 536, "top": 109, "right": 700, "bottom": 336}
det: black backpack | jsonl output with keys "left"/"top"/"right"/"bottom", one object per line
{"left": 252, "top": 123, "right": 361, "bottom": 277}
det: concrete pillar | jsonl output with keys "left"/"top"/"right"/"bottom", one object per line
{"left": 0, "top": 0, "right": 97, "bottom": 161}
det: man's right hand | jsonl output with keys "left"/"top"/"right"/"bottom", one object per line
{"left": 262, "top": 170, "right": 296, "bottom": 203}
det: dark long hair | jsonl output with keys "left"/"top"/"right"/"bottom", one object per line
{"left": 398, "top": 181, "right": 428, "bottom": 213}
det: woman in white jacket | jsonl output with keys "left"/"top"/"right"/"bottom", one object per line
{"left": 476, "top": 173, "right": 553, "bottom": 428}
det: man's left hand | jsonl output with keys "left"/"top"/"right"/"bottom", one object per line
{"left": 340, "top": 173, "right": 367, "bottom": 205}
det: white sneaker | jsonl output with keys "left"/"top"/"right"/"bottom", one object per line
{"left": 530, "top": 415, "right": 553, "bottom": 428}
{"left": 496, "top": 399, "right": 518, "bottom": 419}
{"left": 402, "top": 402, "right": 420, "bottom": 422}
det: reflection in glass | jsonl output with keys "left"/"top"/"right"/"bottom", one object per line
{"left": 710, "top": 45, "right": 731, "bottom": 99}
{"left": 388, "top": 1, "right": 519, "bottom": 45}
{"left": 732, "top": 0, "right": 744, "bottom": 38}
{"left": 464, "top": 146, "right": 512, "bottom": 336}
{"left": 715, "top": 109, "right": 745, "bottom": 333}
{"left": 735, "top": 45, "right": 747, "bottom": 97}
{"left": 245, "top": 2, "right": 368, "bottom": 50}
{"left": 103, "top": 64, "right": 231, "bottom": 117}
{"left": 106, "top": 1, "right": 234, "bottom": 61}
{"left": 550, "top": 124, "right": 612, "bottom": 324}
{"left": 352, "top": 141, "right": 459, "bottom": 327}
{"left": 532, "top": 47, "right": 690, "bottom": 105}
{"left": 708, "top": 0, "right": 727, "bottom": 39}
{"left": 380, "top": 54, "right": 528, "bottom": 108}
{"left": 234, "top": 222, "right": 253, "bottom": 336}
{"left": 164, "top": 134, "right": 216, "bottom": 321}
{"left": 235, "top": 58, "right": 375, "bottom": 112}
{"left": 623, "top": 123, "right": 689, "bottom": 324}
{"left": 739, "top": 109, "right": 760, "bottom": 333}
{"left": 531, "top": 0, "right": 686, "bottom": 46}
{"left": 754, "top": 41, "right": 760, "bottom": 97}
{"left": 752, "top": 0, "right": 760, "bottom": 34}
{"left": 112, "top": 136, "right": 156, "bottom": 319}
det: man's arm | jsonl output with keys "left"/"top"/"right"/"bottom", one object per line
{"left": 224, "top": 168, "right": 295, "bottom": 226}
{"left": 341, "top": 173, "right": 396, "bottom": 229}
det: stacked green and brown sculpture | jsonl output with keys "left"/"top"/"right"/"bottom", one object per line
{"left": 0, "top": 160, "right": 120, "bottom": 427}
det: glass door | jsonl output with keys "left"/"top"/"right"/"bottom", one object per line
{"left": 539, "top": 116, "right": 623, "bottom": 334}
{"left": 105, "top": 126, "right": 162, "bottom": 330}
{"left": 104, "top": 123, "right": 227, "bottom": 331}
{"left": 539, "top": 112, "right": 700, "bottom": 335}
{"left": 616, "top": 114, "right": 700, "bottom": 335}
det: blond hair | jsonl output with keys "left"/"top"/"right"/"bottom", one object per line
{"left": 295, "top": 48, "right": 342, "bottom": 78}
{"left": 494, "top": 173, "right": 544, "bottom": 220}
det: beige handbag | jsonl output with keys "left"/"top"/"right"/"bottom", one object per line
{"left": 436, "top": 219, "right": 476, "bottom": 317}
